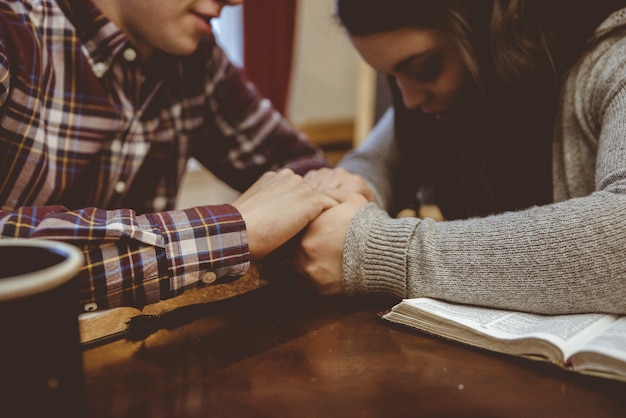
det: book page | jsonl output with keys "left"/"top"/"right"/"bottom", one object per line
{"left": 386, "top": 298, "right": 617, "bottom": 361}
{"left": 572, "top": 317, "right": 626, "bottom": 370}
{"left": 578, "top": 316, "right": 626, "bottom": 359}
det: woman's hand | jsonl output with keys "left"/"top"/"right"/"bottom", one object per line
{"left": 304, "top": 167, "right": 376, "bottom": 203}
{"left": 233, "top": 169, "right": 338, "bottom": 260}
{"left": 294, "top": 190, "right": 369, "bottom": 294}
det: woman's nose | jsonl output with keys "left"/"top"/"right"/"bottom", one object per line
{"left": 397, "top": 81, "right": 430, "bottom": 110}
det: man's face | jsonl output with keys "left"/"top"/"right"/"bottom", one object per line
{"left": 113, "top": 0, "right": 243, "bottom": 59}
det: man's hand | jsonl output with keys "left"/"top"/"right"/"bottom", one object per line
{"left": 232, "top": 169, "right": 338, "bottom": 260}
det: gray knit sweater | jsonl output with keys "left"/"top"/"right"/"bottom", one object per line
{"left": 339, "top": 9, "right": 626, "bottom": 315}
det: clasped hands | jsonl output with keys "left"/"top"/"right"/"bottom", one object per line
{"left": 232, "top": 168, "right": 374, "bottom": 295}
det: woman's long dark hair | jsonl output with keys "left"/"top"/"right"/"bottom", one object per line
{"left": 336, "top": 0, "right": 625, "bottom": 218}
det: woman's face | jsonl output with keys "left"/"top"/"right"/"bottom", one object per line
{"left": 350, "top": 27, "right": 469, "bottom": 119}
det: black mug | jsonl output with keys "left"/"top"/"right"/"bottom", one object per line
{"left": 0, "top": 239, "right": 85, "bottom": 418}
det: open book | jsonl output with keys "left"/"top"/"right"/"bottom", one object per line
{"left": 382, "top": 298, "right": 626, "bottom": 383}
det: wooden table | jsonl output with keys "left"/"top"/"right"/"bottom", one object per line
{"left": 82, "top": 282, "right": 626, "bottom": 417}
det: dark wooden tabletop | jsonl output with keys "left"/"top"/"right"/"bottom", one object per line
{"left": 82, "top": 282, "right": 626, "bottom": 418}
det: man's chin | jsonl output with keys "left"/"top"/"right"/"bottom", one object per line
{"left": 164, "top": 41, "right": 203, "bottom": 57}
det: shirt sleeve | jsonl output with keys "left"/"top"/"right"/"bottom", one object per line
{"left": 0, "top": 204, "right": 249, "bottom": 312}
{"left": 192, "top": 40, "right": 328, "bottom": 192}
{"left": 0, "top": 32, "right": 9, "bottom": 107}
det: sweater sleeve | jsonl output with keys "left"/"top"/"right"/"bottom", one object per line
{"left": 344, "top": 190, "right": 626, "bottom": 315}
{"left": 338, "top": 108, "right": 399, "bottom": 212}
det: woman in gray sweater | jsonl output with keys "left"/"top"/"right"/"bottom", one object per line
{"left": 296, "top": 0, "right": 626, "bottom": 315}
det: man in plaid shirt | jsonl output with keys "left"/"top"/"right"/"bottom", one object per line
{"left": 0, "top": 0, "right": 340, "bottom": 312}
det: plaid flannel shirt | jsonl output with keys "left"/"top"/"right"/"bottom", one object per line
{"left": 0, "top": 0, "right": 327, "bottom": 312}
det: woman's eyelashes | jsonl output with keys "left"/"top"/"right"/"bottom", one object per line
{"left": 409, "top": 56, "right": 443, "bottom": 82}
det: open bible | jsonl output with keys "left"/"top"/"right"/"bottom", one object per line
{"left": 382, "top": 298, "right": 626, "bottom": 383}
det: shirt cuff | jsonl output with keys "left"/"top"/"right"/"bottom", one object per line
{"left": 144, "top": 204, "right": 250, "bottom": 291}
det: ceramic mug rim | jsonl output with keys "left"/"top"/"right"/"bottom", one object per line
{"left": 0, "top": 239, "right": 83, "bottom": 301}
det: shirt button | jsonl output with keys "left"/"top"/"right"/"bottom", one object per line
{"left": 114, "top": 181, "right": 127, "bottom": 194}
{"left": 92, "top": 62, "right": 107, "bottom": 78}
{"left": 201, "top": 271, "right": 217, "bottom": 284}
{"left": 84, "top": 302, "right": 98, "bottom": 312}
{"left": 153, "top": 196, "right": 167, "bottom": 212}
{"left": 123, "top": 48, "right": 137, "bottom": 62}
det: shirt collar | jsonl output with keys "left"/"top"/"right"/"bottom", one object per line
{"left": 56, "top": 0, "right": 133, "bottom": 74}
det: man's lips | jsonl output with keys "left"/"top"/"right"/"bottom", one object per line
{"left": 191, "top": 12, "right": 215, "bottom": 34}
